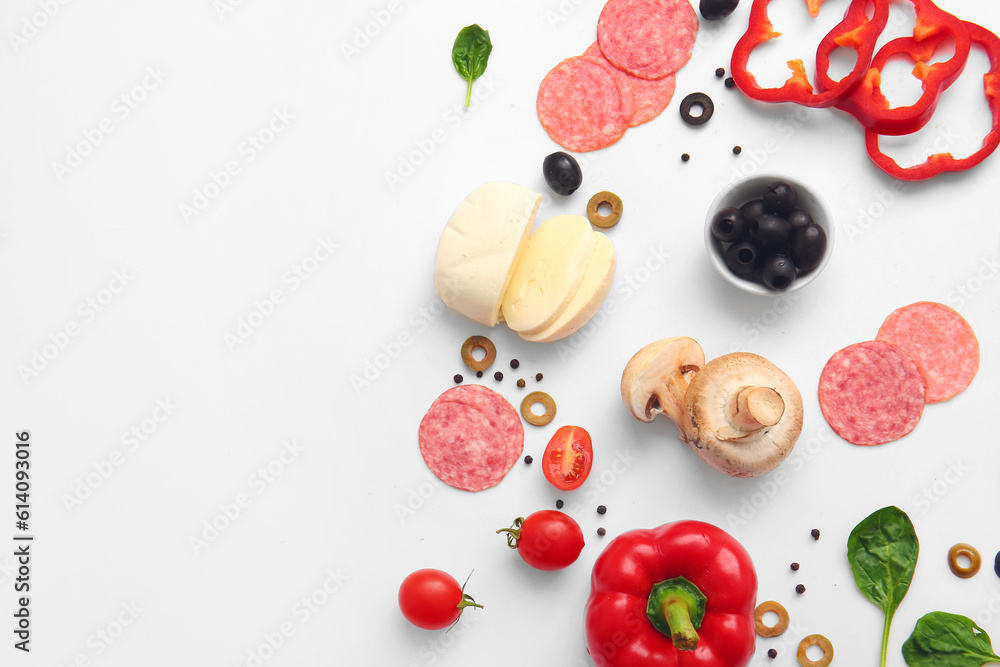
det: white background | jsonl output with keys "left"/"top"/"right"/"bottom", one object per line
{"left": 1, "top": 0, "right": 999, "bottom": 665}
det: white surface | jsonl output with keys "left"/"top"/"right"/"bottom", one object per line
{"left": 1, "top": 0, "right": 999, "bottom": 665}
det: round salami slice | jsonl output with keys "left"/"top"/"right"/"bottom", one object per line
{"left": 537, "top": 57, "right": 628, "bottom": 152}
{"left": 818, "top": 340, "right": 926, "bottom": 446}
{"left": 434, "top": 384, "right": 523, "bottom": 449}
{"left": 597, "top": 0, "right": 699, "bottom": 80}
{"left": 583, "top": 42, "right": 676, "bottom": 126}
{"left": 876, "top": 301, "right": 979, "bottom": 403}
{"left": 418, "top": 386, "right": 523, "bottom": 492}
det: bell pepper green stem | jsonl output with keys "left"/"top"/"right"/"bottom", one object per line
{"left": 662, "top": 597, "right": 699, "bottom": 650}
{"left": 646, "top": 577, "right": 707, "bottom": 652}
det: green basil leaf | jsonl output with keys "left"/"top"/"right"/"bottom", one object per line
{"left": 848, "top": 505, "right": 918, "bottom": 617}
{"left": 848, "top": 505, "right": 919, "bottom": 667}
{"left": 452, "top": 24, "right": 492, "bottom": 107}
{"left": 903, "top": 612, "right": 1000, "bottom": 667}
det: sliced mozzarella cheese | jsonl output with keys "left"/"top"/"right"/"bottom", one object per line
{"left": 518, "top": 231, "right": 615, "bottom": 343}
{"left": 501, "top": 215, "right": 596, "bottom": 335}
{"left": 433, "top": 182, "right": 541, "bottom": 326}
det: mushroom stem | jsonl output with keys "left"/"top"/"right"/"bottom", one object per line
{"left": 650, "top": 367, "right": 698, "bottom": 431}
{"left": 733, "top": 386, "right": 784, "bottom": 432}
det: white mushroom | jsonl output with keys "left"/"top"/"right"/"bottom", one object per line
{"left": 682, "top": 352, "right": 803, "bottom": 478}
{"left": 622, "top": 343, "right": 803, "bottom": 479}
{"left": 621, "top": 337, "right": 705, "bottom": 440}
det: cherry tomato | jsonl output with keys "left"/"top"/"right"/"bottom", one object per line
{"left": 542, "top": 425, "right": 593, "bottom": 491}
{"left": 497, "top": 510, "right": 585, "bottom": 570}
{"left": 397, "top": 569, "right": 483, "bottom": 630}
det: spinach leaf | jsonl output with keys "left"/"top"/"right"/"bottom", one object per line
{"left": 903, "top": 612, "right": 1000, "bottom": 667}
{"left": 452, "top": 24, "right": 492, "bottom": 107}
{"left": 848, "top": 505, "right": 919, "bottom": 667}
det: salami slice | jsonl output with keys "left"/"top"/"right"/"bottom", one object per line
{"left": 583, "top": 42, "right": 676, "bottom": 127}
{"left": 818, "top": 340, "right": 926, "bottom": 446}
{"left": 597, "top": 0, "right": 699, "bottom": 80}
{"left": 434, "top": 384, "right": 523, "bottom": 449}
{"left": 537, "top": 57, "right": 628, "bottom": 152}
{"left": 581, "top": 43, "right": 634, "bottom": 124}
{"left": 876, "top": 301, "right": 979, "bottom": 403}
{"left": 418, "top": 386, "right": 523, "bottom": 492}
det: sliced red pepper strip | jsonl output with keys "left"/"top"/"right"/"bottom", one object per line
{"left": 865, "top": 22, "right": 1000, "bottom": 180}
{"left": 833, "top": 0, "right": 971, "bottom": 136}
{"left": 814, "top": 0, "right": 887, "bottom": 92}
{"left": 731, "top": 0, "right": 888, "bottom": 108}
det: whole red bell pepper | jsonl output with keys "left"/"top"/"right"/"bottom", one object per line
{"left": 585, "top": 521, "right": 757, "bottom": 667}
{"left": 731, "top": 0, "right": 888, "bottom": 108}
{"left": 864, "top": 21, "right": 1000, "bottom": 179}
{"left": 832, "top": 0, "right": 970, "bottom": 135}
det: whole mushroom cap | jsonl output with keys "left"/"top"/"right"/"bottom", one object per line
{"left": 683, "top": 352, "right": 803, "bottom": 478}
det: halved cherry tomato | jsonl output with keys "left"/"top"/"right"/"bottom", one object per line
{"left": 497, "top": 510, "right": 585, "bottom": 570}
{"left": 542, "top": 425, "right": 593, "bottom": 491}
{"left": 397, "top": 569, "right": 483, "bottom": 630}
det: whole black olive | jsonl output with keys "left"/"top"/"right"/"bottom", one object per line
{"left": 791, "top": 223, "right": 828, "bottom": 272}
{"left": 700, "top": 0, "right": 739, "bottom": 21}
{"left": 763, "top": 181, "right": 797, "bottom": 214}
{"left": 749, "top": 213, "right": 791, "bottom": 251}
{"left": 542, "top": 152, "right": 583, "bottom": 196}
{"left": 740, "top": 198, "right": 766, "bottom": 225}
{"left": 786, "top": 208, "right": 814, "bottom": 230}
{"left": 711, "top": 207, "right": 747, "bottom": 242}
{"left": 724, "top": 240, "right": 760, "bottom": 276}
{"left": 761, "top": 254, "right": 796, "bottom": 290}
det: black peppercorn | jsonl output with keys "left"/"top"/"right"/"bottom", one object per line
{"left": 510, "top": 359, "right": 520, "bottom": 369}
{"left": 725, "top": 77, "right": 735, "bottom": 88}
{"left": 715, "top": 67, "right": 725, "bottom": 78}
{"left": 811, "top": 528, "right": 821, "bottom": 540}
{"left": 476, "top": 371, "right": 484, "bottom": 378}
{"left": 597, "top": 527, "right": 606, "bottom": 537}
{"left": 524, "top": 455, "right": 533, "bottom": 464}
{"left": 597, "top": 505, "right": 607, "bottom": 515}
{"left": 556, "top": 499, "right": 564, "bottom": 509}
{"left": 767, "top": 649, "right": 777, "bottom": 659}
{"left": 790, "top": 562, "right": 800, "bottom": 571}
{"left": 494, "top": 371, "right": 503, "bottom": 381}
{"left": 733, "top": 145, "right": 742, "bottom": 155}
{"left": 454, "top": 374, "right": 463, "bottom": 384}
{"left": 535, "top": 373, "right": 544, "bottom": 381}
{"left": 681, "top": 153, "right": 690, "bottom": 162}
{"left": 795, "top": 584, "right": 806, "bottom": 594}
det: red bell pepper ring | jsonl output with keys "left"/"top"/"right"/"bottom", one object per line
{"left": 814, "top": 0, "right": 888, "bottom": 92}
{"left": 731, "top": 0, "right": 888, "bottom": 108}
{"left": 865, "top": 22, "right": 1000, "bottom": 180}
{"left": 585, "top": 521, "right": 757, "bottom": 667}
{"left": 833, "top": 0, "right": 971, "bottom": 136}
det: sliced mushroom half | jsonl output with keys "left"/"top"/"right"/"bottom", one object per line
{"left": 621, "top": 337, "right": 705, "bottom": 439}
{"left": 682, "top": 352, "right": 803, "bottom": 478}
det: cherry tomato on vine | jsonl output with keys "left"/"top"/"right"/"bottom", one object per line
{"left": 542, "top": 425, "right": 593, "bottom": 491}
{"left": 397, "top": 569, "right": 483, "bottom": 630}
{"left": 496, "top": 510, "right": 585, "bottom": 570}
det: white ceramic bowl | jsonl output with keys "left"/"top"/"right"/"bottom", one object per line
{"left": 704, "top": 173, "right": 834, "bottom": 296}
